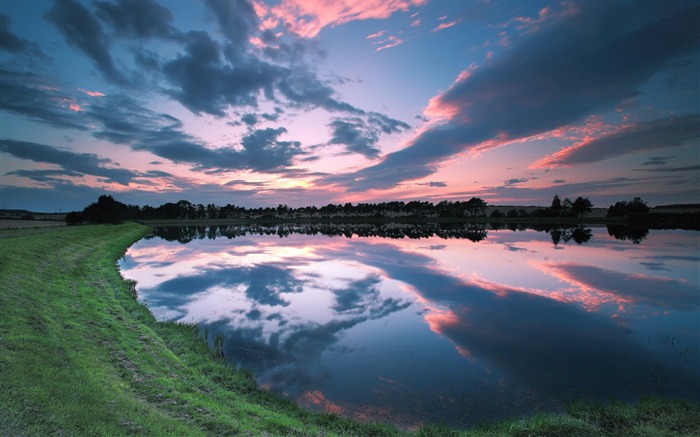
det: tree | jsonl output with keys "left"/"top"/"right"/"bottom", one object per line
{"left": 571, "top": 197, "right": 593, "bottom": 217}
{"left": 465, "top": 197, "right": 487, "bottom": 217}
{"left": 628, "top": 197, "right": 649, "bottom": 215}
{"left": 607, "top": 197, "right": 649, "bottom": 218}
{"left": 550, "top": 194, "right": 563, "bottom": 217}
{"left": 561, "top": 197, "right": 573, "bottom": 217}
{"left": 64, "top": 211, "right": 84, "bottom": 226}
{"left": 81, "top": 195, "right": 128, "bottom": 224}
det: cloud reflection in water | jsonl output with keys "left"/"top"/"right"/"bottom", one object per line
{"left": 119, "top": 226, "right": 700, "bottom": 428}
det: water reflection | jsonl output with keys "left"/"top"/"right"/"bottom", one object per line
{"left": 119, "top": 225, "right": 700, "bottom": 428}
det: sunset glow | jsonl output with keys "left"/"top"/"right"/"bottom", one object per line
{"left": 1, "top": 0, "right": 698, "bottom": 211}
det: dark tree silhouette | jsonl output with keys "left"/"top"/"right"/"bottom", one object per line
{"left": 571, "top": 197, "right": 593, "bottom": 217}
{"left": 550, "top": 194, "right": 563, "bottom": 217}
{"left": 64, "top": 211, "right": 84, "bottom": 226}
{"left": 607, "top": 197, "right": 649, "bottom": 218}
{"left": 81, "top": 195, "right": 129, "bottom": 224}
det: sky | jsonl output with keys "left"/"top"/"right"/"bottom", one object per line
{"left": 0, "top": 0, "right": 698, "bottom": 212}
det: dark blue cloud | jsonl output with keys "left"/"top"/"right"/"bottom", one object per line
{"left": 44, "top": 0, "right": 126, "bottom": 84}
{"left": 331, "top": 275, "right": 383, "bottom": 314}
{"left": 241, "top": 113, "right": 258, "bottom": 125}
{"left": 642, "top": 165, "right": 700, "bottom": 173}
{"left": 95, "top": 0, "right": 180, "bottom": 39}
{"left": 328, "top": 113, "right": 410, "bottom": 159}
{"left": 0, "top": 69, "right": 87, "bottom": 131}
{"left": 0, "top": 139, "right": 138, "bottom": 185}
{"left": 333, "top": 241, "right": 699, "bottom": 399}
{"left": 148, "top": 263, "right": 306, "bottom": 309}
{"left": 205, "top": 0, "right": 257, "bottom": 60}
{"left": 642, "top": 156, "right": 675, "bottom": 166}
{"left": 332, "top": 1, "right": 700, "bottom": 190}
{"left": 0, "top": 14, "right": 37, "bottom": 54}
{"left": 162, "top": 30, "right": 281, "bottom": 116}
{"left": 548, "top": 263, "right": 699, "bottom": 310}
{"left": 539, "top": 115, "right": 700, "bottom": 167}
{"left": 417, "top": 181, "right": 447, "bottom": 187}
{"left": 328, "top": 118, "right": 381, "bottom": 158}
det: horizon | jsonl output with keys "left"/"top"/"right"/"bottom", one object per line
{"left": 1, "top": 0, "right": 699, "bottom": 212}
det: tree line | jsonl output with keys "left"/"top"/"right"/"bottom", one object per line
{"left": 65, "top": 195, "right": 489, "bottom": 224}
{"left": 489, "top": 195, "right": 594, "bottom": 219}
{"left": 65, "top": 193, "right": 651, "bottom": 225}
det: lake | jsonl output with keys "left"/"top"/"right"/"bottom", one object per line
{"left": 119, "top": 223, "right": 700, "bottom": 429}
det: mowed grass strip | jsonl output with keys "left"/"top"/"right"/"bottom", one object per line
{"left": 1, "top": 223, "right": 698, "bottom": 436}
{"left": 0, "top": 223, "right": 396, "bottom": 436}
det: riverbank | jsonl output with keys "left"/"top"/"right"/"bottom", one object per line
{"left": 1, "top": 223, "right": 698, "bottom": 436}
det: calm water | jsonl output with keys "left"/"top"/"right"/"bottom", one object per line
{"left": 119, "top": 224, "right": 700, "bottom": 428}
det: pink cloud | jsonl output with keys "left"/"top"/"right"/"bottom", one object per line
{"left": 248, "top": 36, "right": 266, "bottom": 48}
{"left": 366, "top": 30, "right": 386, "bottom": 39}
{"left": 495, "top": 2, "right": 579, "bottom": 33}
{"left": 431, "top": 20, "right": 458, "bottom": 33}
{"left": 532, "top": 115, "right": 699, "bottom": 169}
{"left": 255, "top": 0, "right": 426, "bottom": 38}
{"left": 297, "top": 390, "right": 347, "bottom": 416}
{"left": 374, "top": 35, "right": 404, "bottom": 52}
{"left": 80, "top": 89, "right": 105, "bottom": 97}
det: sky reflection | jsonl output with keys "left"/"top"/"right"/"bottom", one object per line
{"left": 119, "top": 226, "right": 700, "bottom": 428}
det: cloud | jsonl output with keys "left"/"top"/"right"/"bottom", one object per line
{"left": 162, "top": 31, "right": 281, "bottom": 116}
{"left": 545, "top": 263, "right": 699, "bottom": 310}
{"left": 44, "top": 0, "right": 126, "bottom": 84}
{"left": 0, "top": 139, "right": 138, "bottom": 185}
{"left": 225, "top": 179, "right": 267, "bottom": 187}
{"left": 642, "top": 165, "right": 700, "bottom": 173}
{"left": 503, "top": 177, "right": 530, "bottom": 187}
{"left": 418, "top": 181, "right": 447, "bottom": 187}
{"left": 94, "top": 0, "right": 180, "bottom": 39}
{"left": 341, "top": 241, "right": 682, "bottom": 398}
{"left": 1, "top": 66, "right": 366, "bottom": 181}
{"left": 374, "top": 35, "right": 404, "bottom": 52}
{"left": 494, "top": 3, "right": 578, "bottom": 33}
{"left": 130, "top": 123, "right": 304, "bottom": 172}
{"left": 642, "top": 155, "right": 675, "bottom": 166}
{"left": 261, "top": 111, "right": 280, "bottom": 121}
{"left": 2, "top": 80, "right": 306, "bottom": 175}
{"left": 148, "top": 263, "right": 305, "bottom": 308}
{"left": 326, "top": 111, "right": 410, "bottom": 158}
{"left": 430, "top": 21, "right": 457, "bottom": 33}
{"left": 241, "top": 113, "right": 258, "bottom": 125}
{"left": 240, "top": 127, "right": 303, "bottom": 170}
{"left": 205, "top": 0, "right": 258, "bottom": 60}
{"left": 0, "top": 14, "right": 40, "bottom": 54}
{"left": 157, "top": 28, "right": 393, "bottom": 123}
{"left": 256, "top": 0, "right": 426, "bottom": 39}
{"left": 534, "top": 115, "right": 700, "bottom": 167}
{"left": 276, "top": 69, "right": 362, "bottom": 114}
{"left": 330, "top": 2, "right": 700, "bottom": 191}
{"left": 328, "top": 118, "right": 380, "bottom": 158}
{"left": 331, "top": 275, "right": 383, "bottom": 314}
{"left": 0, "top": 69, "right": 87, "bottom": 131}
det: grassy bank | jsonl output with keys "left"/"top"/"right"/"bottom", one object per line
{"left": 1, "top": 223, "right": 698, "bottom": 436}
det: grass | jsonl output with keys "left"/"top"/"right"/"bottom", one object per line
{"left": 1, "top": 223, "right": 698, "bottom": 436}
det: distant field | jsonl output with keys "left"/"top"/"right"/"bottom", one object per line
{"left": 0, "top": 219, "right": 66, "bottom": 230}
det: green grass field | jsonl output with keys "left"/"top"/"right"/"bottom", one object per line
{"left": 1, "top": 223, "right": 698, "bottom": 436}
